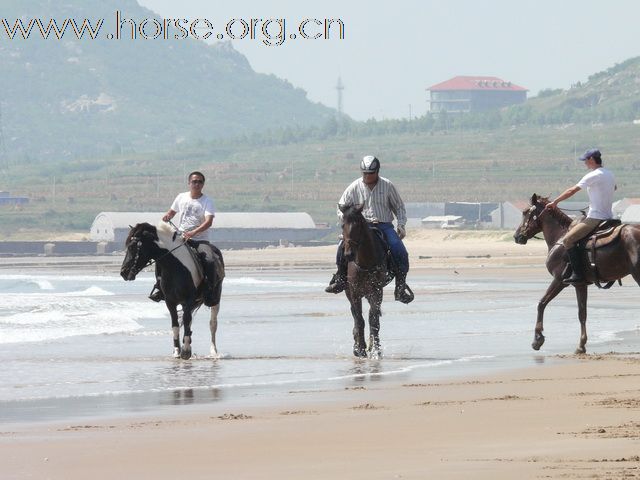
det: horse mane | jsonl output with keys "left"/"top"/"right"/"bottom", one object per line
{"left": 342, "top": 205, "right": 367, "bottom": 225}
{"left": 155, "top": 221, "right": 202, "bottom": 285}
{"left": 156, "top": 221, "right": 181, "bottom": 248}
{"left": 534, "top": 196, "right": 573, "bottom": 228}
{"left": 126, "top": 222, "right": 158, "bottom": 244}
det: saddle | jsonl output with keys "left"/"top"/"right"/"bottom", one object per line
{"left": 184, "top": 240, "right": 226, "bottom": 283}
{"left": 582, "top": 219, "right": 623, "bottom": 250}
{"left": 577, "top": 219, "right": 624, "bottom": 289}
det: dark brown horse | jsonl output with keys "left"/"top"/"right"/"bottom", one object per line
{"left": 514, "top": 193, "right": 640, "bottom": 353}
{"left": 340, "top": 205, "right": 388, "bottom": 358}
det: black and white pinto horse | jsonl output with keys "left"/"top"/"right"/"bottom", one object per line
{"left": 120, "top": 222, "right": 223, "bottom": 360}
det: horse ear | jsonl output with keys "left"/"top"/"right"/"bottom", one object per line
{"left": 355, "top": 204, "right": 364, "bottom": 214}
{"left": 338, "top": 204, "right": 348, "bottom": 213}
{"left": 530, "top": 193, "right": 538, "bottom": 204}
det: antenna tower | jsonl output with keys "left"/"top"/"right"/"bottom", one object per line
{"left": 335, "top": 76, "right": 344, "bottom": 116}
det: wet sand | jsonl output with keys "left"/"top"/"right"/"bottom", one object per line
{"left": 3, "top": 230, "right": 639, "bottom": 479}
{"left": 2, "top": 354, "right": 639, "bottom": 479}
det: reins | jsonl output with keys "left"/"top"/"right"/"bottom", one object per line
{"left": 344, "top": 218, "right": 385, "bottom": 273}
{"left": 128, "top": 221, "right": 189, "bottom": 276}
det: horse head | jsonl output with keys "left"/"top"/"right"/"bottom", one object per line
{"left": 120, "top": 222, "right": 159, "bottom": 281}
{"left": 514, "top": 194, "right": 548, "bottom": 244}
{"left": 339, "top": 204, "right": 366, "bottom": 260}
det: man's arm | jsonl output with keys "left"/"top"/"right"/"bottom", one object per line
{"left": 336, "top": 183, "right": 356, "bottom": 221}
{"left": 182, "top": 214, "right": 213, "bottom": 240}
{"left": 162, "top": 209, "right": 177, "bottom": 222}
{"left": 388, "top": 182, "right": 407, "bottom": 227}
{"left": 546, "top": 185, "right": 581, "bottom": 209}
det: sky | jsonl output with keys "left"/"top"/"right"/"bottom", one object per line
{"left": 139, "top": 0, "right": 640, "bottom": 121}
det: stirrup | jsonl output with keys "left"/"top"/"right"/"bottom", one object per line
{"left": 148, "top": 288, "right": 164, "bottom": 302}
{"left": 325, "top": 274, "right": 346, "bottom": 294}
{"left": 563, "top": 274, "right": 586, "bottom": 286}
{"left": 394, "top": 284, "right": 414, "bottom": 304}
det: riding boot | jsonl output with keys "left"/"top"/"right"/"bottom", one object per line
{"left": 394, "top": 271, "right": 414, "bottom": 304}
{"left": 564, "top": 247, "right": 586, "bottom": 285}
{"left": 325, "top": 261, "right": 348, "bottom": 294}
{"left": 148, "top": 280, "right": 164, "bottom": 302}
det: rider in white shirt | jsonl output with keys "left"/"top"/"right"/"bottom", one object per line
{"left": 545, "top": 149, "right": 616, "bottom": 285}
{"left": 149, "top": 171, "right": 218, "bottom": 306}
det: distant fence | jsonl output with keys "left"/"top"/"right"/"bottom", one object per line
{"left": 0, "top": 240, "right": 334, "bottom": 257}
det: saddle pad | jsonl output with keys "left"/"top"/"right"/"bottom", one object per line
{"left": 585, "top": 224, "right": 624, "bottom": 250}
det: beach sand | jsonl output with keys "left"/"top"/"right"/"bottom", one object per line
{"left": 2, "top": 230, "right": 639, "bottom": 479}
{"left": 2, "top": 354, "right": 639, "bottom": 479}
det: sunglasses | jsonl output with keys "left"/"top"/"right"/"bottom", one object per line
{"left": 190, "top": 180, "right": 204, "bottom": 184}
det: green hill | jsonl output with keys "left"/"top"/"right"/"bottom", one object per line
{"left": 510, "top": 57, "right": 640, "bottom": 125}
{"left": 0, "top": 0, "right": 334, "bottom": 159}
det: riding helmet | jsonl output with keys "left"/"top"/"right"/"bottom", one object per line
{"left": 360, "top": 155, "right": 380, "bottom": 173}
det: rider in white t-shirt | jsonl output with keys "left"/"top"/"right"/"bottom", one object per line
{"left": 149, "top": 171, "right": 218, "bottom": 306}
{"left": 545, "top": 149, "right": 616, "bottom": 285}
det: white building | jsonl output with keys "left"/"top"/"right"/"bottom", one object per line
{"left": 90, "top": 211, "right": 327, "bottom": 244}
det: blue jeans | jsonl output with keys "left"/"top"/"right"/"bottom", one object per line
{"left": 335, "top": 222, "right": 409, "bottom": 274}
{"left": 375, "top": 222, "right": 409, "bottom": 274}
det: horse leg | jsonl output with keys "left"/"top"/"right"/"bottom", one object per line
{"left": 180, "top": 305, "right": 193, "bottom": 360}
{"left": 532, "top": 278, "right": 566, "bottom": 350}
{"left": 166, "top": 301, "right": 181, "bottom": 358}
{"left": 574, "top": 284, "right": 588, "bottom": 354}
{"left": 209, "top": 303, "right": 220, "bottom": 359}
{"left": 367, "top": 293, "right": 382, "bottom": 359}
{"left": 349, "top": 296, "right": 367, "bottom": 358}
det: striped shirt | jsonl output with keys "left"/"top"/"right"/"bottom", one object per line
{"left": 337, "top": 176, "right": 407, "bottom": 226}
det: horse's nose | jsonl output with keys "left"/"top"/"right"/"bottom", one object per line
{"left": 120, "top": 268, "right": 134, "bottom": 281}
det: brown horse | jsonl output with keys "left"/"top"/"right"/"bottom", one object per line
{"left": 340, "top": 205, "right": 388, "bottom": 358}
{"left": 514, "top": 193, "right": 640, "bottom": 354}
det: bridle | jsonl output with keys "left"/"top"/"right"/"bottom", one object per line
{"left": 520, "top": 203, "right": 549, "bottom": 240}
{"left": 125, "top": 227, "right": 187, "bottom": 277}
{"left": 342, "top": 218, "right": 384, "bottom": 273}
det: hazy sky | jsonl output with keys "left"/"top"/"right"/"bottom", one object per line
{"left": 139, "top": 0, "right": 640, "bottom": 120}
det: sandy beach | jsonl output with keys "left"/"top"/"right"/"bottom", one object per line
{"left": 2, "top": 230, "right": 639, "bottom": 479}
{"left": 2, "top": 354, "right": 639, "bottom": 479}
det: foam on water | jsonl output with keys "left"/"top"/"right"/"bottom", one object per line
{"left": 1, "top": 268, "right": 639, "bottom": 423}
{"left": 0, "top": 300, "right": 146, "bottom": 344}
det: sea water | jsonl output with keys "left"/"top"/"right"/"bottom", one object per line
{"left": 1, "top": 267, "right": 639, "bottom": 424}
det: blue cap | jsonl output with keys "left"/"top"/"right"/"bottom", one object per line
{"left": 579, "top": 148, "right": 601, "bottom": 162}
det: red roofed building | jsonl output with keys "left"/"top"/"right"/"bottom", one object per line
{"left": 428, "top": 76, "right": 527, "bottom": 113}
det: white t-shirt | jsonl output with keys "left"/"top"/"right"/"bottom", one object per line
{"left": 170, "top": 192, "right": 215, "bottom": 241}
{"left": 576, "top": 167, "right": 615, "bottom": 220}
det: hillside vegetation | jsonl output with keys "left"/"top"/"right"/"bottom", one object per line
{"left": 0, "top": 0, "right": 333, "bottom": 158}
{"left": 2, "top": 121, "right": 640, "bottom": 239}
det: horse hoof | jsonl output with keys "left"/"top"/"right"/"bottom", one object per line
{"left": 575, "top": 347, "right": 586, "bottom": 355}
{"left": 531, "top": 334, "right": 545, "bottom": 351}
{"left": 368, "top": 349, "right": 382, "bottom": 360}
{"left": 353, "top": 347, "right": 367, "bottom": 358}
{"left": 172, "top": 347, "right": 181, "bottom": 358}
{"left": 180, "top": 347, "right": 192, "bottom": 360}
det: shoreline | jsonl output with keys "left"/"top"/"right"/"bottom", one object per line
{"left": 2, "top": 352, "right": 639, "bottom": 479}
{"left": 5, "top": 235, "right": 639, "bottom": 478}
{"left": 0, "top": 229, "right": 550, "bottom": 272}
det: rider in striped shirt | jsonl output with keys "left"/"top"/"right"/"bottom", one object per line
{"left": 325, "top": 155, "right": 413, "bottom": 303}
